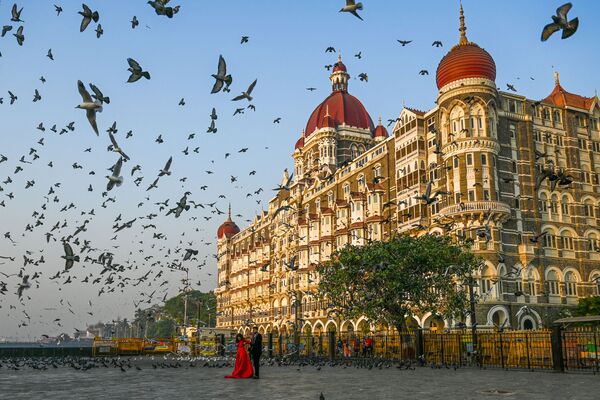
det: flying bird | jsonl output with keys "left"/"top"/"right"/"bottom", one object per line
{"left": 11, "top": 4, "right": 24, "bottom": 22}
{"left": 62, "top": 242, "right": 80, "bottom": 271}
{"left": 106, "top": 157, "right": 124, "bottom": 191}
{"left": 109, "top": 133, "right": 130, "bottom": 161}
{"left": 126, "top": 58, "right": 151, "bottom": 82}
{"left": 76, "top": 80, "right": 102, "bottom": 135}
{"left": 541, "top": 3, "right": 578, "bottom": 41}
{"left": 13, "top": 25, "right": 24, "bottom": 46}
{"left": 397, "top": 40, "right": 412, "bottom": 46}
{"left": 89, "top": 83, "right": 110, "bottom": 104}
{"left": 131, "top": 16, "right": 139, "bottom": 29}
{"left": 211, "top": 55, "right": 232, "bottom": 93}
{"left": 54, "top": 5, "right": 63, "bottom": 16}
{"left": 78, "top": 3, "right": 99, "bottom": 33}
{"left": 432, "top": 41, "right": 443, "bottom": 47}
{"left": 339, "top": 0, "right": 363, "bottom": 21}
{"left": 232, "top": 79, "right": 257, "bottom": 102}
{"left": 159, "top": 157, "right": 172, "bottom": 176}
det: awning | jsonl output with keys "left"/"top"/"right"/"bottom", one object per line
{"left": 553, "top": 315, "right": 600, "bottom": 325}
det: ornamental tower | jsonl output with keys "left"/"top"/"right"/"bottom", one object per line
{"left": 433, "top": 4, "right": 509, "bottom": 243}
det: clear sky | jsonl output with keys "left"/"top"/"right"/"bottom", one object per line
{"left": 0, "top": 1, "right": 599, "bottom": 339}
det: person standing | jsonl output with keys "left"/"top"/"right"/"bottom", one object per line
{"left": 225, "top": 334, "right": 253, "bottom": 379}
{"left": 249, "top": 326, "right": 262, "bottom": 379}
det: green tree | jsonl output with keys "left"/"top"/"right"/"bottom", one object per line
{"left": 162, "top": 290, "right": 217, "bottom": 326}
{"left": 317, "top": 234, "right": 482, "bottom": 334}
{"left": 146, "top": 319, "right": 176, "bottom": 338}
{"left": 573, "top": 296, "right": 600, "bottom": 316}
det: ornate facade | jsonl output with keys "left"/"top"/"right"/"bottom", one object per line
{"left": 215, "top": 6, "right": 600, "bottom": 335}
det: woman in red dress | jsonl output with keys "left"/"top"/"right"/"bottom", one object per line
{"left": 225, "top": 333, "right": 254, "bottom": 379}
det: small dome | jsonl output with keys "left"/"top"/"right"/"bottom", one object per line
{"left": 217, "top": 206, "right": 240, "bottom": 239}
{"left": 332, "top": 57, "right": 347, "bottom": 73}
{"left": 435, "top": 4, "right": 496, "bottom": 90}
{"left": 294, "top": 136, "right": 304, "bottom": 150}
{"left": 373, "top": 119, "right": 389, "bottom": 138}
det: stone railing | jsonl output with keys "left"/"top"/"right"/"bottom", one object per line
{"left": 439, "top": 201, "right": 511, "bottom": 218}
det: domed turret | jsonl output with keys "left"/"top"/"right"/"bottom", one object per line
{"left": 217, "top": 205, "right": 240, "bottom": 240}
{"left": 436, "top": 4, "right": 496, "bottom": 90}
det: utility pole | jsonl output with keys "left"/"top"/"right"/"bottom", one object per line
{"left": 468, "top": 275, "right": 479, "bottom": 365}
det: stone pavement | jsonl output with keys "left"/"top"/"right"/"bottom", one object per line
{"left": 1, "top": 360, "right": 600, "bottom": 400}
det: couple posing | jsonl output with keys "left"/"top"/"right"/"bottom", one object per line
{"left": 225, "top": 326, "right": 262, "bottom": 379}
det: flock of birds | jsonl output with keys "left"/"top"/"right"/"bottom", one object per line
{"left": 0, "top": 0, "right": 585, "bottom": 343}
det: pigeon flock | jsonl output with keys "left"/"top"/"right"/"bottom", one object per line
{"left": 0, "top": 1, "right": 585, "bottom": 341}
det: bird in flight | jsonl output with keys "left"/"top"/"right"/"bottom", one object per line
{"left": 339, "top": 0, "right": 364, "bottom": 21}
{"left": 126, "top": 58, "right": 151, "bottom": 83}
{"left": 432, "top": 41, "right": 443, "bottom": 47}
{"left": 54, "top": 5, "right": 63, "bottom": 16}
{"left": 78, "top": 3, "right": 99, "bottom": 33}
{"left": 241, "top": 36, "right": 249, "bottom": 44}
{"left": 11, "top": 4, "right": 24, "bottom": 23}
{"left": 541, "top": 3, "right": 578, "bottom": 41}
{"left": 211, "top": 55, "right": 232, "bottom": 94}
{"left": 232, "top": 79, "right": 257, "bottom": 102}
{"left": 106, "top": 157, "right": 124, "bottom": 191}
{"left": 397, "top": 40, "right": 412, "bottom": 46}
{"left": 76, "top": 80, "right": 103, "bottom": 136}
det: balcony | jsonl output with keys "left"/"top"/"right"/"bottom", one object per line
{"left": 438, "top": 201, "right": 511, "bottom": 220}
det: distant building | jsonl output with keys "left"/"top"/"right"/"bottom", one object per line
{"left": 215, "top": 5, "right": 600, "bottom": 335}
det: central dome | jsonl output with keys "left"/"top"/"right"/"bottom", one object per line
{"left": 435, "top": 4, "right": 496, "bottom": 90}
{"left": 436, "top": 43, "right": 496, "bottom": 89}
{"left": 305, "top": 91, "right": 374, "bottom": 137}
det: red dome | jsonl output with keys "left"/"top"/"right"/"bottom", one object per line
{"left": 217, "top": 219, "right": 240, "bottom": 239}
{"left": 305, "top": 91, "right": 374, "bottom": 136}
{"left": 436, "top": 43, "right": 496, "bottom": 89}
{"left": 295, "top": 136, "right": 304, "bottom": 150}
{"left": 373, "top": 122, "right": 388, "bottom": 138}
{"left": 332, "top": 60, "right": 347, "bottom": 73}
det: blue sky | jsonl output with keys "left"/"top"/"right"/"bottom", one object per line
{"left": 0, "top": 1, "right": 599, "bottom": 339}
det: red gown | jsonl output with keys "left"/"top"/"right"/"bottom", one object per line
{"left": 225, "top": 340, "right": 254, "bottom": 379}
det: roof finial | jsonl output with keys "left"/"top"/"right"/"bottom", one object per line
{"left": 325, "top": 104, "right": 330, "bottom": 117}
{"left": 228, "top": 203, "right": 232, "bottom": 221}
{"left": 378, "top": 116, "right": 382, "bottom": 126}
{"left": 554, "top": 71, "right": 560, "bottom": 86}
{"left": 338, "top": 54, "right": 342, "bottom": 63}
{"left": 459, "top": 2, "right": 468, "bottom": 45}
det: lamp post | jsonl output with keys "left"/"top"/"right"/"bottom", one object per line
{"left": 467, "top": 275, "right": 479, "bottom": 365}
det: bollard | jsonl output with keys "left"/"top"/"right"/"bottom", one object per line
{"left": 218, "top": 334, "right": 225, "bottom": 357}
{"left": 328, "top": 331, "right": 336, "bottom": 362}
{"left": 551, "top": 325, "right": 564, "bottom": 372}
{"left": 415, "top": 329, "right": 424, "bottom": 364}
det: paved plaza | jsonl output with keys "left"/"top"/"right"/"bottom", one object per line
{"left": 1, "top": 358, "right": 600, "bottom": 400}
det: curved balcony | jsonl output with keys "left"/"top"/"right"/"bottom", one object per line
{"left": 438, "top": 201, "right": 511, "bottom": 222}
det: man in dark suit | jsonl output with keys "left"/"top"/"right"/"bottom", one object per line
{"left": 249, "top": 326, "right": 262, "bottom": 379}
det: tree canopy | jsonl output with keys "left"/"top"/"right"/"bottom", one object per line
{"left": 317, "top": 234, "right": 482, "bottom": 333}
{"left": 573, "top": 296, "right": 600, "bottom": 317}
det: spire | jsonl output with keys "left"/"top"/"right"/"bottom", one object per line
{"left": 459, "top": 2, "right": 468, "bottom": 45}
{"left": 378, "top": 116, "right": 382, "bottom": 126}
{"left": 554, "top": 71, "right": 560, "bottom": 86}
{"left": 227, "top": 203, "right": 232, "bottom": 221}
{"left": 338, "top": 54, "right": 342, "bottom": 63}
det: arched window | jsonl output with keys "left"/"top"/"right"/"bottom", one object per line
{"left": 564, "top": 271, "right": 578, "bottom": 296}
{"left": 547, "top": 270, "right": 560, "bottom": 295}
{"left": 561, "top": 195, "right": 570, "bottom": 216}
{"left": 561, "top": 231, "right": 574, "bottom": 251}
{"left": 526, "top": 268, "right": 537, "bottom": 296}
{"left": 543, "top": 229, "right": 557, "bottom": 248}
{"left": 550, "top": 195, "right": 558, "bottom": 214}
{"left": 539, "top": 193, "right": 548, "bottom": 213}
{"left": 584, "top": 198, "right": 595, "bottom": 217}
{"left": 589, "top": 232, "right": 600, "bottom": 252}
{"left": 450, "top": 106, "right": 465, "bottom": 136}
{"left": 351, "top": 144, "right": 359, "bottom": 159}
{"left": 591, "top": 273, "right": 600, "bottom": 295}
{"left": 479, "top": 265, "right": 495, "bottom": 297}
